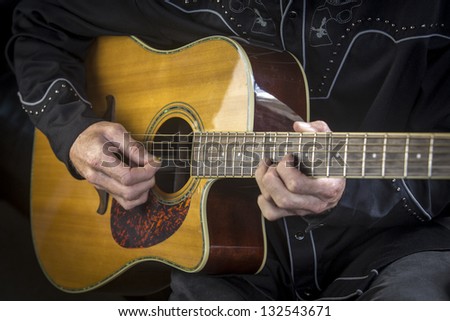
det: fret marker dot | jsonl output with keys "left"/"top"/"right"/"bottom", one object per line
{"left": 416, "top": 153, "right": 422, "bottom": 159}
{"left": 372, "top": 153, "right": 377, "bottom": 159}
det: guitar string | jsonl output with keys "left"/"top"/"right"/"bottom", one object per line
{"left": 143, "top": 141, "right": 450, "bottom": 148}
{"left": 124, "top": 160, "right": 450, "bottom": 169}
{"left": 140, "top": 132, "right": 450, "bottom": 137}
{"left": 135, "top": 133, "right": 450, "bottom": 141}
{"left": 146, "top": 148, "right": 450, "bottom": 154}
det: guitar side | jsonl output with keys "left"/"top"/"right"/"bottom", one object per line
{"left": 31, "top": 36, "right": 308, "bottom": 292}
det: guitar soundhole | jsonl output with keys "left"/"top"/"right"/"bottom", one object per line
{"left": 152, "top": 117, "right": 192, "bottom": 194}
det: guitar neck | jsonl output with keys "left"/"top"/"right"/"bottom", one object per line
{"left": 190, "top": 131, "right": 450, "bottom": 179}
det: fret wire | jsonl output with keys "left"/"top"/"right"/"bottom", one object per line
{"left": 262, "top": 133, "right": 266, "bottom": 162}
{"left": 428, "top": 135, "right": 434, "bottom": 178}
{"left": 285, "top": 132, "right": 290, "bottom": 156}
{"left": 205, "top": 132, "right": 210, "bottom": 178}
{"left": 232, "top": 133, "right": 236, "bottom": 178}
{"left": 381, "top": 134, "right": 387, "bottom": 177}
{"left": 344, "top": 133, "right": 349, "bottom": 177}
{"left": 298, "top": 132, "right": 302, "bottom": 171}
{"left": 362, "top": 133, "right": 367, "bottom": 177}
{"left": 211, "top": 132, "right": 215, "bottom": 178}
{"left": 217, "top": 132, "right": 221, "bottom": 177}
{"left": 197, "top": 132, "right": 203, "bottom": 177}
{"left": 271, "top": 134, "right": 276, "bottom": 161}
{"left": 404, "top": 134, "right": 410, "bottom": 177}
{"left": 326, "top": 132, "right": 331, "bottom": 177}
{"left": 209, "top": 131, "right": 213, "bottom": 177}
{"left": 225, "top": 132, "right": 230, "bottom": 176}
{"left": 240, "top": 134, "right": 245, "bottom": 177}
{"left": 201, "top": 135, "right": 208, "bottom": 177}
{"left": 311, "top": 132, "right": 317, "bottom": 176}
{"left": 250, "top": 132, "right": 256, "bottom": 177}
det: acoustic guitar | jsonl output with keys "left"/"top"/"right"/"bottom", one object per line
{"left": 31, "top": 36, "right": 450, "bottom": 293}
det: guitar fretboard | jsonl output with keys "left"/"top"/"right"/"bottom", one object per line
{"left": 190, "top": 132, "right": 450, "bottom": 179}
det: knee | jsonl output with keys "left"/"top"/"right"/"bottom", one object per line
{"left": 359, "top": 252, "right": 450, "bottom": 300}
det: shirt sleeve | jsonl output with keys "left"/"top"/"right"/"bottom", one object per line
{"left": 9, "top": 1, "right": 103, "bottom": 176}
{"left": 7, "top": 0, "right": 212, "bottom": 177}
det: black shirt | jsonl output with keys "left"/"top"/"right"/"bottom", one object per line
{"left": 7, "top": 0, "right": 450, "bottom": 298}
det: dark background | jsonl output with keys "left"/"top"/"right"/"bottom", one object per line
{"left": 0, "top": 0, "right": 170, "bottom": 300}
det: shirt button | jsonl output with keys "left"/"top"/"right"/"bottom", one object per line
{"left": 288, "top": 10, "right": 298, "bottom": 19}
{"left": 294, "top": 231, "right": 305, "bottom": 241}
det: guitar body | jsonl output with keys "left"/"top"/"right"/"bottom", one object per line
{"left": 31, "top": 36, "right": 308, "bottom": 292}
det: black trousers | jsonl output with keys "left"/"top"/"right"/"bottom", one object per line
{"left": 169, "top": 250, "right": 450, "bottom": 300}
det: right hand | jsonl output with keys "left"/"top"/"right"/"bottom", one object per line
{"left": 69, "top": 121, "right": 160, "bottom": 210}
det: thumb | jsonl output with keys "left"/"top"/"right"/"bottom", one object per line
{"left": 293, "top": 120, "right": 331, "bottom": 133}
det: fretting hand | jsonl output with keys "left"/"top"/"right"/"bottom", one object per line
{"left": 255, "top": 121, "right": 346, "bottom": 221}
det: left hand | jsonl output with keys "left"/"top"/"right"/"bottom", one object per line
{"left": 255, "top": 120, "right": 346, "bottom": 221}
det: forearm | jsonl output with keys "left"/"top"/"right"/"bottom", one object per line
{"left": 8, "top": 0, "right": 212, "bottom": 176}
{"left": 9, "top": 1, "right": 104, "bottom": 175}
{"left": 19, "top": 79, "right": 102, "bottom": 178}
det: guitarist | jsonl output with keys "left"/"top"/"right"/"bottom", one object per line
{"left": 7, "top": 0, "right": 450, "bottom": 300}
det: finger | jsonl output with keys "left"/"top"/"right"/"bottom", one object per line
{"left": 101, "top": 122, "right": 157, "bottom": 167}
{"left": 260, "top": 165, "right": 294, "bottom": 206}
{"left": 275, "top": 154, "right": 343, "bottom": 200}
{"left": 256, "top": 159, "right": 284, "bottom": 202}
{"left": 272, "top": 153, "right": 314, "bottom": 195}
{"left": 113, "top": 190, "right": 151, "bottom": 210}
{"left": 260, "top": 165, "right": 331, "bottom": 212}
{"left": 258, "top": 194, "right": 323, "bottom": 219}
{"left": 98, "top": 156, "right": 160, "bottom": 187}
{"left": 267, "top": 184, "right": 329, "bottom": 213}
{"left": 120, "top": 134, "right": 153, "bottom": 167}
{"left": 103, "top": 134, "right": 161, "bottom": 184}
{"left": 119, "top": 162, "right": 160, "bottom": 186}
{"left": 293, "top": 120, "right": 331, "bottom": 133}
{"left": 257, "top": 195, "right": 293, "bottom": 221}
{"left": 255, "top": 158, "right": 272, "bottom": 198}
{"left": 86, "top": 167, "right": 156, "bottom": 202}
